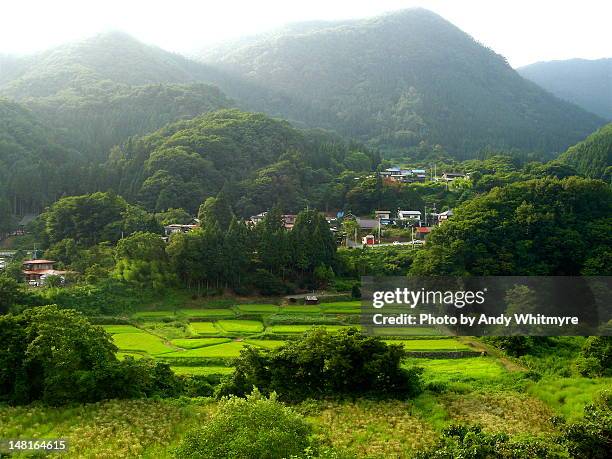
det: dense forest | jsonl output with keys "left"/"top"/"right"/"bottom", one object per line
{"left": 198, "top": 9, "right": 605, "bottom": 156}
{"left": 518, "top": 58, "right": 612, "bottom": 120}
{"left": 559, "top": 123, "right": 612, "bottom": 180}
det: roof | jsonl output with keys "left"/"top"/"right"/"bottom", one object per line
{"left": 23, "top": 269, "right": 67, "bottom": 276}
{"left": 355, "top": 218, "right": 379, "bottom": 229}
{"left": 23, "top": 259, "right": 56, "bottom": 265}
{"left": 416, "top": 227, "right": 432, "bottom": 233}
{"left": 399, "top": 210, "right": 421, "bottom": 215}
{"left": 18, "top": 214, "right": 38, "bottom": 226}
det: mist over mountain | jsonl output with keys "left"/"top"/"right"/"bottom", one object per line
{"left": 517, "top": 58, "right": 612, "bottom": 120}
{"left": 198, "top": 8, "right": 604, "bottom": 157}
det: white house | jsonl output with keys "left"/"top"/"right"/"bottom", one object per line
{"left": 397, "top": 210, "right": 422, "bottom": 221}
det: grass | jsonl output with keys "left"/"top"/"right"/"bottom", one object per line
{"left": 0, "top": 399, "right": 206, "bottom": 458}
{"left": 369, "top": 327, "right": 443, "bottom": 336}
{"left": 112, "top": 333, "right": 175, "bottom": 355}
{"left": 384, "top": 339, "right": 472, "bottom": 351}
{"left": 216, "top": 319, "right": 264, "bottom": 333}
{"left": 101, "top": 325, "right": 143, "bottom": 334}
{"left": 405, "top": 357, "right": 508, "bottom": 387}
{"left": 243, "top": 339, "right": 286, "bottom": 349}
{"left": 171, "top": 338, "right": 231, "bottom": 349}
{"left": 170, "top": 366, "right": 235, "bottom": 376}
{"left": 527, "top": 376, "right": 612, "bottom": 421}
{"left": 189, "top": 322, "right": 220, "bottom": 335}
{"left": 235, "top": 304, "right": 280, "bottom": 313}
{"left": 320, "top": 302, "right": 361, "bottom": 313}
{"left": 163, "top": 342, "right": 247, "bottom": 359}
{"left": 267, "top": 324, "right": 351, "bottom": 334}
{"left": 179, "top": 308, "right": 235, "bottom": 318}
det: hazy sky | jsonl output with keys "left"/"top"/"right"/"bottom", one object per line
{"left": 1, "top": 0, "right": 610, "bottom": 67}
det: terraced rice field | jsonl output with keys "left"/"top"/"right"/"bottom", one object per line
{"left": 235, "top": 304, "right": 280, "bottom": 313}
{"left": 216, "top": 319, "right": 265, "bottom": 333}
{"left": 384, "top": 339, "right": 471, "bottom": 351}
{"left": 267, "top": 324, "right": 352, "bottom": 334}
{"left": 170, "top": 338, "right": 230, "bottom": 349}
{"left": 112, "top": 333, "right": 175, "bottom": 355}
{"left": 163, "top": 341, "right": 248, "bottom": 358}
{"left": 179, "top": 308, "right": 236, "bottom": 318}
{"left": 189, "top": 322, "right": 221, "bottom": 335}
{"left": 102, "top": 325, "right": 143, "bottom": 334}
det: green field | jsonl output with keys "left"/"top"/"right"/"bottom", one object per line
{"left": 189, "top": 322, "right": 221, "bottom": 335}
{"left": 235, "top": 304, "right": 280, "bottom": 313}
{"left": 179, "top": 308, "right": 235, "bottom": 318}
{"left": 244, "top": 339, "right": 286, "bottom": 349}
{"left": 170, "top": 366, "right": 235, "bottom": 376}
{"left": 131, "top": 310, "right": 176, "bottom": 320}
{"left": 171, "top": 338, "right": 231, "bottom": 349}
{"left": 385, "top": 339, "right": 471, "bottom": 351}
{"left": 163, "top": 341, "right": 248, "bottom": 358}
{"left": 406, "top": 357, "right": 507, "bottom": 384}
{"left": 267, "top": 324, "right": 351, "bottom": 334}
{"left": 216, "top": 319, "right": 264, "bottom": 333}
{"left": 112, "top": 333, "right": 175, "bottom": 355}
{"left": 101, "top": 325, "right": 144, "bottom": 334}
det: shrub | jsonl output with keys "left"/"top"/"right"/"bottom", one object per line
{"left": 561, "top": 391, "right": 612, "bottom": 459}
{"left": 174, "top": 390, "right": 312, "bottom": 459}
{"left": 414, "top": 424, "right": 562, "bottom": 458}
{"left": 580, "top": 337, "right": 611, "bottom": 376}
{"left": 217, "top": 328, "right": 422, "bottom": 401}
{"left": 482, "top": 336, "right": 531, "bottom": 356}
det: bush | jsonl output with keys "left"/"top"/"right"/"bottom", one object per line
{"left": 561, "top": 391, "right": 612, "bottom": 459}
{"left": 217, "top": 328, "right": 422, "bottom": 401}
{"left": 482, "top": 336, "right": 532, "bottom": 356}
{"left": 174, "top": 390, "right": 312, "bottom": 459}
{"left": 580, "top": 337, "right": 611, "bottom": 376}
{"left": 414, "top": 424, "right": 562, "bottom": 458}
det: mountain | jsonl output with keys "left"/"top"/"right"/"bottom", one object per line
{"left": 0, "top": 99, "right": 86, "bottom": 216}
{"left": 517, "top": 58, "right": 612, "bottom": 120}
{"left": 559, "top": 123, "right": 612, "bottom": 180}
{"left": 197, "top": 9, "right": 605, "bottom": 157}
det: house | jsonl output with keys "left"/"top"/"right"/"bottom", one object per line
{"left": 441, "top": 172, "right": 465, "bottom": 182}
{"left": 249, "top": 212, "right": 267, "bottom": 225}
{"left": 362, "top": 234, "right": 376, "bottom": 245}
{"left": 415, "top": 227, "right": 432, "bottom": 240}
{"left": 374, "top": 210, "right": 391, "bottom": 220}
{"left": 282, "top": 214, "right": 297, "bottom": 230}
{"left": 437, "top": 210, "right": 453, "bottom": 223}
{"left": 164, "top": 224, "right": 198, "bottom": 236}
{"left": 22, "top": 260, "right": 67, "bottom": 286}
{"left": 397, "top": 210, "right": 422, "bottom": 221}
{"left": 355, "top": 217, "right": 379, "bottom": 230}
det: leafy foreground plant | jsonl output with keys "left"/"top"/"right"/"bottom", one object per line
{"left": 413, "top": 425, "right": 564, "bottom": 459}
{"left": 560, "top": 390, "right": 612, "bottom": 459}
{"left": 217, "top": 328, "right": 422, "bottom": 401}
{"left": 174, "top": 390, "right": 312, "bottom": 459}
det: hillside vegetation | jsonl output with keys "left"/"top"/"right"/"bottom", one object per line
{"left": 199, "top": 8, "right": 605, "bottom": 156}
{"left": 559, "top": 123, "right": 612, "bottom": 180}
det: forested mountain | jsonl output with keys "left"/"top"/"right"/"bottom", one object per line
{"left": 108, "top": 109, "right": 381, "bottom": 216}
{"left": 517, "top": 58, "right": 612, "bottom": 120}
{"left": 0, "top": 99, "right": 85, "bottom": 219}
{"left": 559, "top": 123, "right": 612, "bottom": 180}
{"left": 198, "top": 8, "right": 604, "bottom": 157}
{"left": 0, "top": 33, "right": 234, "bottom": 160}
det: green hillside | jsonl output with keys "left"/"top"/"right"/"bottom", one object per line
{"left": 0, "top": 99, "right": 85, "bottom": 218}
{"left": 518, "top": 58, "right": 612, "bottom": 120}
{"left": 199, "top": 9, "right": 605, "bottom": 157}
{"left": 559, "top": 123, "right": 612, "bottom": 180}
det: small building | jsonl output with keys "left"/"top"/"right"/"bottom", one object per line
{"left": 397, "top": 210, "right": 422, "bottom": 221}
{"left": 437, "top": 210, "right": 453, "bottom": 223}
{"left": 441, "top": 172, "right": 465, "bottom": 182}
{"left": 374, "top": 210, "right": 391, "bottom": 220}
{"left": 282, "top": 214, "right": 297, "bottom": 230}
{"left": 249, "top": 212, "right": 267, "bottom": 225}
{"left": 415, "top": 226, "right": 432, "bottom": 240}
{"left": 22, "top": 259, "right": 67, "bottom": 286}
{"left": 362, "top": 234, "right": 376, "bottom": 245}
{"left": 305, "top": 295, "right": 320, "bottom": 305}
{"left": 164, "top": 224, "right": 198, "bottom": 236}
{"left": 355, "top": 217, "right": 379, "bottom": 231}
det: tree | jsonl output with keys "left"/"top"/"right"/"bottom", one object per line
{"left": 0, "top": 276, "right": 23, "bottom": 314}
{"left": 198, "top": 192, "right": 234, "bottom": 231}
{"left": 175, "top": 390, "right": 312, "bottom": 459}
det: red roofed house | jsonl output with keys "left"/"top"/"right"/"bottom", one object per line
{"left": 22, "top": 260, "right": 67, "bottom": 286}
